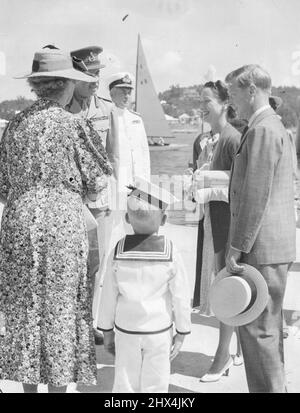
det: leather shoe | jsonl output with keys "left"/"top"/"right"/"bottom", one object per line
{"left": 200, "top": 357, "right": 233, "bottom": 383}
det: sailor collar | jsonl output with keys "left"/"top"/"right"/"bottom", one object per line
{"left": 114, "top": 234, "right": 173, "bottom": 262}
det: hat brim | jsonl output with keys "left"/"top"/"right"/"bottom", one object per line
{"left": 112, "top": 84, "right": 134, "bottom": 89}
{"left": 85, "top": 63, "right": 106, "bottom": 70}
{"left": 14, "top": 68, "right": 97, "bottom": 83}
{"left": 209, "top": 264, "right": 269, "bottom": 327}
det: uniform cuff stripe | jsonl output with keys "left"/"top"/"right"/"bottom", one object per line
{"left": 97, "top": 327, "right": 114, "bottom": 332}
{"left": 176, "top": 330, "right": 191, "bottom": 335}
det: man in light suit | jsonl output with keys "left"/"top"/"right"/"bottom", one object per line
{"left": 225, "top": 65, "right": 296, "bottom": 393}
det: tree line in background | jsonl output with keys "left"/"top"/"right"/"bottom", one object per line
{"left": 0, "top": 96, "right": 34, "bottom": 121}
{"left": 159, "top": 84, "right": 300, "bottom": 129}
{"left": 1, "top": 85, "right": 300, "bottom": 129}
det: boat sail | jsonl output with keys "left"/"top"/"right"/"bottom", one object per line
{"left": 135, "top": 34, "right": 174, "bottom": 140}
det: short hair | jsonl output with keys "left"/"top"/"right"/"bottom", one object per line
{"left": 27, "top": 76, "right": 70, "bottom": 99}
{"left": 225, "top": 65, "right": 272, "bottom": 91}
{"left": 127, "top": 196, "right": 163, "bottom": 221}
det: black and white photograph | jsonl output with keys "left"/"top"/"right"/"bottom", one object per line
{"left": 0, "top": 0, "right": 299, "bottom": 395}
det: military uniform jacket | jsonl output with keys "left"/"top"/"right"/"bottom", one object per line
{"left": 67, "top": 94, "right": 113, "bottom": 210}
{"left": 106, "top": 106, "right": 151, "bottom": 190}
{"left": 97, "top": 234, "right": 191, "bottom": 335}
{"left": 229, "top": 108, "right": 296, "bottom": 265}
{"left": 66, "top": 94, "right": 112, "bottom": 147}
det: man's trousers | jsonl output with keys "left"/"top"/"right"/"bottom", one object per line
{"left": 239, "top": 258, "right": 290, "bottom": 393}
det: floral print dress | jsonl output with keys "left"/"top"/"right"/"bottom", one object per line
{"left": 0, "top": 98, "right": 112, "bottom": 386}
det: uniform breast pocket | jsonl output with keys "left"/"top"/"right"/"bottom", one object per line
{"left": 92, "top": 118, "right": 109, "bottom": 133}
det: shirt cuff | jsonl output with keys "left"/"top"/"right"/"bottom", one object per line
{"left": 97, "top": 326, "right": 114, "bottom": 332}
{"left": 230, "top": 245, "right": 242, "bottom": 252}
{"left": 176, "top": 329, "right": 191, "bottom": 335}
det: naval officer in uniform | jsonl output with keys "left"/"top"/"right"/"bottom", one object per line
{"left": 106, "top": 72, "right": 151, "bottom": 197}
{"left": 67, "top": 46, "right": 112, "bottom": 344}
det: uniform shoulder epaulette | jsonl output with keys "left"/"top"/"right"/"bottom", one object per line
{"left": 128, "top": 109, "right": 142, "bottom": 117}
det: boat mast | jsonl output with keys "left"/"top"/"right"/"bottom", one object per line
{"left": 135, "top": 34, "right": 140, "bottom": 111}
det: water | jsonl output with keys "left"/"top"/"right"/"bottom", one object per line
{"left": 149, "top": 131, "right": 200, "bottom": 226}
{"left": 150, "top": 131, "right": 300, "bottom": 227}
{"left": 150, "top": 132, "right": 198, "bottom": 176}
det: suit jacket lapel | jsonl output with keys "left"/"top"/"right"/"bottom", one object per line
{"left": 235, "top": 108, "right": 276, "bottom": 155}
{"left": 236, "top": 127, "right": 249, "bottom": 155}
{"left": 229, "top": 125, "right": 249, "bottom": 200}
{"left": 229, "top": 107, "right": 277, "bottom": 202}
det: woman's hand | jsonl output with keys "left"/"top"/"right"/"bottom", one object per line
{"left": 86, "top": 192, "right": 100, "bottom": 202}
{"left": 183, "top": 167, "right": 194, "bottom": 176}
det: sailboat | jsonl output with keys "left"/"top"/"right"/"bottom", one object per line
{"left": 135, "top": 34, "right": 174, "bottom": 147}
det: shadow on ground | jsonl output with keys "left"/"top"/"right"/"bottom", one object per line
{"left": 191, "top": 312, "right": 219, "bottom": 328}
{"left": 171, "top": 351, "right": 212, "bottom": 379}
{"left": 77, "top": 346, "right": 114, "bottom": 393}
{"left": 78, "top": 344, "right": 213, "bottom": 393}
{"left": 78, "top": 314, "right": 219, "bottom": 393}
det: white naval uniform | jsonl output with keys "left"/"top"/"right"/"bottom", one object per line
{"left": 106, "top": 105, "right": 151, "bottom": 208}
{"left": 106, "top": 104, "right": 151, "bottom": 245}
{"left": 98, "top": 234, "right": 191, "bottom": 393}
{"left": 93, "top": 106, "right": 151, "bottom": 326}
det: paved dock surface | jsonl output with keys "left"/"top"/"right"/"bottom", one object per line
{"left": 1, "top": 222, "right": 300, "bottom": 393}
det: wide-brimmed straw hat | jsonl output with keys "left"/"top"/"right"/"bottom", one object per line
{"left": 209, "top": 264, "right": 269, "bottom": 326}
{"left": 14, "top": 45, "right": 96, "bottom": 82}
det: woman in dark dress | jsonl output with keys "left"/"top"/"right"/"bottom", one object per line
{"left": 192, "top": 81, "right": 242, "bottom": 382}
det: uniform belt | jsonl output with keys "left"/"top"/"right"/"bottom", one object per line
{"left": 115, "top": 323, "right": 173, "bottom": 335}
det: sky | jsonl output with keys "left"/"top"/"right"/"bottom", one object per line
{"left": 1, "top": 0, "right": 300, "bottom": 101}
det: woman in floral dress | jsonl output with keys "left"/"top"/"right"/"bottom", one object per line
{"left": 0, "top": 47, "right": 112, "bottom": 392}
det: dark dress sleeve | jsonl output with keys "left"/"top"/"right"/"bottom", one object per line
{"left": 193, "top": 134, "right": 202, "bottom": 171}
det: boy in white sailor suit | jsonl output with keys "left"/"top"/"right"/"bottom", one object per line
{"left": 97, "top": 178, "right": 191, "bottom": 393}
